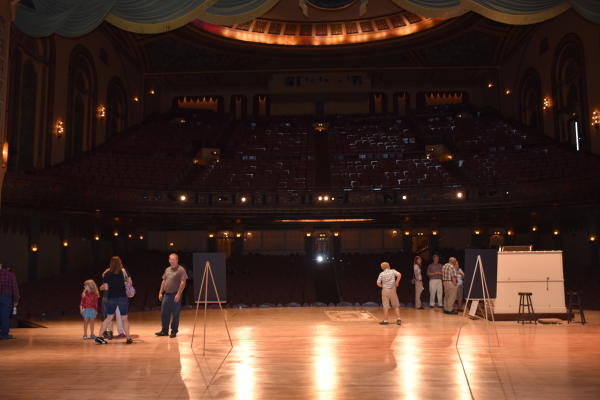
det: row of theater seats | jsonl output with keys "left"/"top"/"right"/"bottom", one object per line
{"left": 465, "top": 146, "right": 600, "bottom": 183}
{"left": 193, "top": 118, "right": 316, "bottom": 189}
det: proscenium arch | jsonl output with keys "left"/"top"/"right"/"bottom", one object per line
{"left": 66, "top": 44, "right": 97, "bottom": 160}
{"left": 551, "top": 33, "right": 589, "bottom": 150}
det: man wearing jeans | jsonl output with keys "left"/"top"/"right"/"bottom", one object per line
{"left": 156, "top": 253, "right": 188, "bottom": 338}
{"left": 0, "top": 265, "right": 19, "bottom": 340}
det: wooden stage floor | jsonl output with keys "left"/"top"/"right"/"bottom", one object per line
{"left": 1, "top": 307, "right": 600, "bottom": 399}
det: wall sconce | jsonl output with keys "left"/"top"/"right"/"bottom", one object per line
{"left": 487, "top": 82, "right": 494, "bottom": 88}
{"left": 543, "top": 97, "right": 552, "bottom": 111}
{"left": 553, "top": 229, "right": 560, "bottom": 236}
{"left": 531, "top": 226, "right": 538, "bottom": 232}
{"left": 1, "top": 142, "right": 8, "bottom": 168}
{"left": 235, "top": 233, "right": 242, "bottom": 238}
{"left": 592, "top": 110, "right": 600, "bottom": 129}
{"left": 30, "top": 244, "right": 39, "bottom": 253}
{"left": 54, "top": 119, "right": 65, "bottom": 138}
{"left": 590, "top": 234, "right": 597, "bottom": 242}
{"left": 96, "top": 105, "right": 106, "bottom": 119}
{"left": 148, "top": 89, "right": 156, "bottom": 95}
{"left": 208, "top": 233, "right": 215, "bottom": 238}
{"left": 62, "top": 240, "right": 69, "bottom": 247}
{"left": 507, "top": 230, "right": 514, "bottom": 236}
{"left": 139, "top": 235, "right": 144, "bottom": 240}
{"left": 404, "top": 231, "right": 410, "bottom": 236}
{"left": 473, "top": 229, "right": 481, "bottom": 235}
{"left": 456, "top": 191, "right": 464, "bottom": 199}
{"left": 94, "top": 234, "right": 100, "bottom": 241}
{"left": 505, "top": 89, "right": 511, "bottom": 95}
{"left": 133, "top": 96, "right": 140, "bottom": 103}
{"left": 432, "top": 230, "right": 438, "bottom": 236}
{"left": 306, "top": 232, "right": 312, "bottom": 237}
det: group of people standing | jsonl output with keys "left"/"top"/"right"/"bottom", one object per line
{"left": 78, "top": 253, "right": 188, "bottom": 344}
{"left": 377, "top": 255, "right": 465, "bottom": 325}
{"left": 413, "top": 254, "right": 465, "bottom": 314}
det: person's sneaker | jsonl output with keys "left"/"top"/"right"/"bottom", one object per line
{"left": 155, "top": 331, "right": 168, "bottom": 336}
{"left": 90, "top": 334, "right": 97, "bottom": 339}
{"left": 396, "top": 319, "right": 402, "bottom": 325}
{"left": 169, "top": 332, "right": 177, "bottom": 338}
{"left": 103, "top": 330, "right": 113, "bottom": 340}
{"left": 83, "top": 335, "right": 88, "bottom": 340}
{"left": 379, "top": 321, "right": 389, "bottom": 325}
{"left": 126, "top": 337, "right": 133, "bottom": 344}
{"left": 94, "top": 336, "right": 108, "bottom": 344}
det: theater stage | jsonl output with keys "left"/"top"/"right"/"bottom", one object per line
{"left": 1, "top": 307, "right": 599, "bottom": 400}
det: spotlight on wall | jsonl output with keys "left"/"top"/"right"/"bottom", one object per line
{"left": 148, "top": 89, "right": 156, "bottom": 95}
{"left": 487, "top": 82, "right": 495, "bottom": 88}
{"left": 316, "top": 254, "right": 325, "bottom": 263}
{"left": 96, "top": 105, "right": 106, "bottom": 119}
{"left": 169, "top": 242, "right": 174, "bottom": 247}
{"left": 474, "top": 229, "right": 481, "bottom": 235}
{"left": 507, "top": 230, "right": 514, "bottom": 236}
{"left": 139, "top": 235, "right": 144, "bottom": 240}
{"left": 54, "top": 119, "right": 65, "bottom": 138}
{"left": 592, "top": 110, "right": 600, "bottom": 129}
{"left": 505, "top": 89, "right": 511, "bottom": 95}
{"left": 241, "top": 196, "right": 247, "bottom": 203}
{"left": 208, "top": 233, "right": 215, "bottom": 238}
{"left": 432, "top": 230, "right": 438, "bottom": 236}
{"left": 113, "top": 231, "right": 119, "bottom": 237}
{"left": 553, "top": 229, "right": 560, "bottom": 236}
{"left": 133, "top": 96, "right": 140, "bottom": 103}
{"left": 127, "top": 234, "right": 132, "bottom": 239}
{"left": 31, "top": 244, "right": 39, "bottom": 253}
{"left": 401, "top": 194, "right": 407, "bottom": 200}
{"left": 235, "top": 233, "right": 242, "bottom": 238}
{"left": 179, "top": 194, "right": 187, "bottom": 202}
{"left": 94, "top": 235, "right": 100, "bottom": 241}
{"left": 306, "top": 232, "right": 312, "bottom": 237}
{"left": 531, "top": 226, "right": 538, "bottom": 232}
{"left": 1, "top": 142, "right": 8, "bottom": 168}
{"left": 62, "top": 240, "right": 69, "bottom": 247}
{"left": 456, "top": 191, "right": 464, "bottom": 199}
{"left": 589, "top": 234, "right": 597, "bottom": 242}
{"left": 543, "top": 97, "right": 552, "bottom": 112}
{"left": 333, "top": 232, "right": 340, "bottom": 237}
{"left": 404, "top": 231, "right": 410, "bottom": 236}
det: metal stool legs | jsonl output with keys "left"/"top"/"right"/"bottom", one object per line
{"left": 518, "top": 292, "right": 536, "bottom": 324}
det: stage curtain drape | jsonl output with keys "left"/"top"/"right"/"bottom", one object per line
{"left": 14, "top": 0, "right": 600, "bottom": 38}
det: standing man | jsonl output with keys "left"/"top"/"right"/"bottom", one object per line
{"left": 156, "top": 253, "right": 188, "bottom": 338}
{"left": 427, "top": 254, "right": 443, "bottom": 308}
{"left": 442, "top": 257, "right": 458, "bottom": 315}
{"left": 376, "top": 261, "right": 402, "bottom": 325}
{"left": 0, "top": 264, "right": 19, "bottom": 340}
{"left": 454, "top": 261, "right": 465, "bottom": 311}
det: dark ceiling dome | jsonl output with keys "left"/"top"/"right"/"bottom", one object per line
{"left": 307, "top": 0, "right": 356, "bottom": 9}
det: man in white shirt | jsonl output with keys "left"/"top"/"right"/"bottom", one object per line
{"left": 376, "top": 262, "right": 402, "bottom": 325}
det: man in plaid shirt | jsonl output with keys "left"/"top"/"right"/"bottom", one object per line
{"left": 442, "top": 257, "right": 458, "bottom": 315}
{"left": 0, "top": 265, "right": 20, "bottom": 340}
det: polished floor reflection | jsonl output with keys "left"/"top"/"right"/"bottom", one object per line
{"left": 1, "top": 308, "right": 600, "bottom": 399}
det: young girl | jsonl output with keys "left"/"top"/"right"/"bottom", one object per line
{"left": 80, "top": 279, "right": 99, "bottom": 339}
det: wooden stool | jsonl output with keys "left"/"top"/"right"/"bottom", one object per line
{"left": 566, "top": 291, "right": 586, "bottom": 325}
{"left": 518, "top": 292, "right": 536, "bottom": 324}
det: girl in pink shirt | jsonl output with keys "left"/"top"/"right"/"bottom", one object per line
{"left": 80, "top": 280, "right": 99, "bottom": 340}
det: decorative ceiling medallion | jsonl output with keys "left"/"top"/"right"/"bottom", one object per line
{"left": 193, "top": 12, "right": 444, "bottom": 46}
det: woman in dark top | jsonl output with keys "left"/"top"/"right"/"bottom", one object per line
{"left": 95, "top": 256, "right": 133, "bottom": 344}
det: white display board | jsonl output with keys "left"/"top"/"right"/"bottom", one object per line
{"left": 494, "top": 251, "right": 566, "bottom": 314}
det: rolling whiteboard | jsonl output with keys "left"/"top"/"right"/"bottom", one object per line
{"left": 494, "top": 251, "right": 566, "bottom": 314}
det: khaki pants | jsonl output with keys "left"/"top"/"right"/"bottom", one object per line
{"left": 443, "top": 281, "right": 458, "bottom": 312}
{"left": 415, "top": 281, "right": 424, "bottom": 308}
{"left": 429, "top": 279, "right": 443, "bottom": 307}
{"left": 381, "top": 288, "right": 400, "bottom": 309}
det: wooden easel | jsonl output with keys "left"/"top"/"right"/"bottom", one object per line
{"left": 456, "top": 254, "right": 500, "bottom": 351}
{"left": 191, "top": 261, "right": 233, "bottom": 355}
